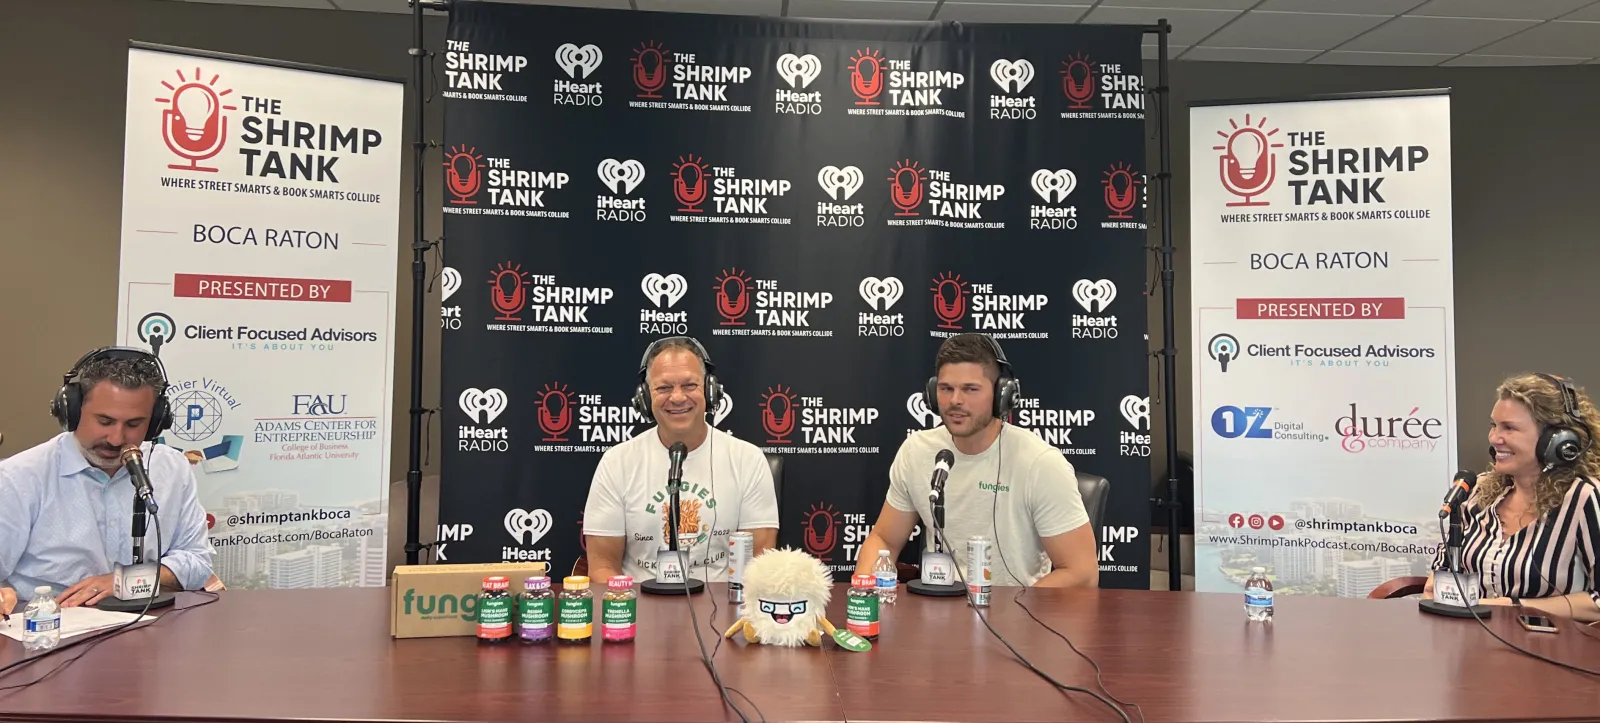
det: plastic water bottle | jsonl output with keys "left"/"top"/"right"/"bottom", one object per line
{"left": 872, "top": 550, "right": 898, "bottom": 604}
{"left": 1244, "top": 567, "right": 1274, "bottom": 622}
{"left": 23, "top": 586, "right": 61, "bottom": 652}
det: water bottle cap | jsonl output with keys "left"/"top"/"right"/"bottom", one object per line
{"left": 34, "top": 585, "right": 51, "bottom": 596}
{"left": 877, "top": 549, "right": 890, "bottom": 557}
{"left": 1251, "top": 566, "right": 1266, "bottom": 574}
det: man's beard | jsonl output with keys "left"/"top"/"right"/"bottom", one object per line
{"left": 79, "top": 439, "right": 120, "bottom": 467}
{"left": 947, "top": 410, "right": 995, "bottom": 438}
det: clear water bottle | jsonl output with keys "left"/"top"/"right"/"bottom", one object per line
{"left": 1244, "top": 567, "right": 1274, "bottom": 622}
{"left": 872, "top": 550, "right": 898, "bottom": 604}
{"left": 23, "top": 586, "right": 61, "bottom": 652}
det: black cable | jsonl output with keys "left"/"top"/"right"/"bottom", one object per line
{"left": 677, "top": 548, "right": 751, "bottom": 723}
{"left": 1439, "top": 518, "right": 1599, "bottom": 677}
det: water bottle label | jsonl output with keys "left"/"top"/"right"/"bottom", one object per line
{"left": 26, "top": 616, "right": 59, "bottom": 634}
{"left": 1245, "top": 586, "right": 1273, "bottom": 607}
{"left": 875, "top": 572, "right": 896, "bottom": 589}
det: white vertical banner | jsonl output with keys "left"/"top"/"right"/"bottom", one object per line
{"left": 1189, "top": 92, "right": 1455, "bottom": 598}
{"left": 116, "top": 44, "right": 403, "bottom": 589}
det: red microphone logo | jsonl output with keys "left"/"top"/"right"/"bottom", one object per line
{"left": 888, "top": 160, "right": 925, "bottom": 217}
{"left": 803, "top": 502, "right": 840, "bottom": 561}
{"left": 632, "top": 41, "right": 670, "bottom": 99}
{"left": 157, "top": 68, "right": 235, "bottom": 173}
{"left": 537, "top": 382, "right": 573, "bottom": 442}
{"left": 714, "top": 268, "right": 752, "bottom": 326}
{"left": 672, "top": 154, "right": 709, "bottom": 213}
{"left": 487, "top": 261, "right": 529, "bottom": 322}
{"left": 1215, "top": 114, "right": 1282, "bottom": 207}
{"left": 444, "top": 145, "right": 485, "bottom": 205}
{"left": 1102, "top": 162, "right": 1141, "bottom": 220}
{"left": 1060, "top": 53, "right": 1094, "bottom": 111}
{"left": 930, "top": 272, "right": 969, "bottom": 330}
{"left": 849, "top": 48, "right": 885, "bottom": 106}
{"left": 761, "top": 384, "right": 797, "bottom": 444}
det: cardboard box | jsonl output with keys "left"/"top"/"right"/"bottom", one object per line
{"left": 390, "top": 562, "right": 550, "bottom": 639}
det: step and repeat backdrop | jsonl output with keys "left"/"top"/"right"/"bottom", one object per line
{"left": 437, "top": 0, "right": 1154, "bottom": 587}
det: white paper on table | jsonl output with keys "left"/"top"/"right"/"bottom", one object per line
{"left": 0, "top": 607, "right": 154, "bottom": 642}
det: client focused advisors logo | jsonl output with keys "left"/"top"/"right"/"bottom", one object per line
{"left": 553, "top": 43, "right": 604, "bottom": 107}
{"left": 630, "top": 40, "right": 754, "bottom": 113}
{"left": 1059, "top": 52, "right": 1143, "bottom": 120}
{"left": 138, "top": 312, "right": 178, "bottom": 347}
{"left": 905, "top": 392, "right": 940, "bottom": 435}
{"left": 535, "top": 382, "right": 650, "bottom": 452}
{"left": 443, "top": 39, "right": 529, "bottom": 101}
{"left": 1101, "top": 162, "right": 1147, "bottom": 229}
{"left": 775, "top": 53, "right": 823, "bottom": 115}
{"left": 1070, "top": 279, "right": 1118, "bottom": 340}
{"left": 1208, "top": 333, "right": 1240, "bottom": 372}
{"left": 988, "top": 59, "right": 1036, "bottom": 120}
{"left": 1336, "top": 403, "right": 1443, "bottom": 454}
{"left": 138, "top": 311, "right": 376, "bottom": 353}
{"left": 847, "top": 47, "right": 965, "bottom": 118}
{"left": 596, "top": 158, "right": 647, "bottom": 223}
{"left": 484, "top": 262, "right": 615, "bottom": 334}
{"left": 1012, "top": 395, "right": 1097, "bottom": 455}
{"left": 458, "top": 387, "right": 509, "bottom": 453}
{"left": 759, "top": 384, "right": 880, "bottom": 454}
{"left": 711, "top": 268, "right": 835, "bottom": 338}
{"left": 503, "top": 508, "right": 554, "bottom": 563}
{"left": 669, "top": 154, "right": 793, "bottom": 224}
{"left": 816, "top": 165, "right": 865, "bottom": 227}
{"left": 885, "top": 160, "right": 1005, "bottom": 230}
{"left": 1029, "top": 169, "right": 1079, "bottom": 231}
{"left": 857, "top": 276, "right": 904, "bottom": 338}
{"left": 443, "top": 146, "right": 571, "bottom": 217}
{"left": 928, "top": 272, "right": 1050, "bottom": 339}
{"left": 441, "top": 267, "right": 463, "bottom": 331}
{"left": 639, "top": 272, "right": 689, "bottom": 335}
{"left": 1119, "top": 395, "right": 1151, "bottom": 457}
{"left": 1215, "top": 114, "right": 1283, "bottom": 207}
{"left": 1211, "top": 405, "right": 1326, "bottom": 443}
{"left": 156, "top": 67, "right": 236, "bottom": 173}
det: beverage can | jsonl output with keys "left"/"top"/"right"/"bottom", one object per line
{"left": 966, "top": 535, "right": 991, "bottom": 607}
{"left": 728, "top": 531, "right": 754, "bottom": 603}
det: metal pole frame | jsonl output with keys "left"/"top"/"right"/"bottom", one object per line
{"left": 1141, "top": 19, "right": 1182, "bottom": 591}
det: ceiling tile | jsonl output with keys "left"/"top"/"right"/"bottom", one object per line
{"left": 1097, "top": 0, "right": 1258, "bottom": 8}
{"left": 1407, "top": 0, "right": 1595, "bottom": 20}
{"left": 1442, "top": 53, "right": 1590, "bottom": 65}
{"left": 1309, "top": 49, "right": 1454, "bottom": 64}
{"left": 1257, "top": 0, "right": 1421, "bottom": 12}
{"left": 936, "top": 2, "right": 1092, "bottom": 23}
{"left": 1472, "top": 20, "right": 1600, "bottom": 56}
{"left": 1142, "top": 43, "right": 1190, "bottom": 58}
{"left": 788, "top": 0, "right": 936, "bottom": 20}
{"left": 1203, "top": 11, "right": 1390, "bottom": 49}
{"left": 185, "top": 0, "right": 335, "bottom": 8}
{"left": 1568, "top": 3, "right": 1600, "bottom": 20}
{"left": 328, "top": 0, "right": 406, "bottom": 11}
{"left": 1181, "top": 46, "right": 1321, "bottom": 62}
{"left": 637, "top": 0, "right": 783, "bottom": 14}
{"left": 1081, "top": 6, "right": 1240, "bottom": 46}
{"left": 1336, "top": 15, "right": 1536, "bottom": 53}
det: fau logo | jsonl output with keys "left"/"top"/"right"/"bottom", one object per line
{"left": 158, "top": 67, "right": 237, "bottom": 173}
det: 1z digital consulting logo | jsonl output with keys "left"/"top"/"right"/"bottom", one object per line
{"left": 928, "top": 272, "right": 1049, "bottom": 339}
{"left": 711, "top": 268, "right": 834, "bottom": 337}
{"left": 847, "top": 48, "right": 965, "bottom": 118}
{"left": 816, "top": 165, "right": 865, "bottom": 227}
{"left": 857, "top": 276, "right": 904, "bottom": 337}
{"left": 1059, "top": 52, "right": 1143, "bottom": 119}
{"left": 485, "top": 261, "right": 615, "bottom": 333}
{"left": 885, "top": 159, "right": 1004, "bottom": 229}
{"left": 535, "top": 382, "right": 649, "bottom": 451}
{"left": 443, "top": 145, "right": 570, "bottom": 217}
{"left": 988, "top": 58, "right": 1037, "bottom": 120}
{"left": 503, "top": 508, "right": 553, "bottom": 562}
{"left": 553, "top": 43, "right": 603, "bottom": 106}
{"left": 443, "top": 39, "right": 529, "bottom": 101}
{"left": 1119, "top": 395, "right": 1152, "bottom": 457}
{"left": 670, "top": 154, "right": 792, "bottom": 225}
{"left": 1336, "top": 403, "right": 1442, "bottom": 453}
{"left": 156, "top": 66, "right": 236, "bottom": 173}
{"left": 775, "top": 53, "right": 823, "bottom": 115}
{"left": 759, "top": 385, "right": 880, "bottom": 453}
{"left": 458, "top": 387, "right": 509, "bottom": 452}
{"left": 1211, "top": 405, "right": 1324, "bottom": 443}
{"left": 596, "top": 158, "right": 647, "bottom": 223}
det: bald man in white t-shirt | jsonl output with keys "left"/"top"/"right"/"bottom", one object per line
{"left": 583, "top": 337, "right": 778, "bottom": 583}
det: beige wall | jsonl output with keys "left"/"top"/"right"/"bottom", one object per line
{"left": 2, "top": 0, "right": 1596, "bottom": 573}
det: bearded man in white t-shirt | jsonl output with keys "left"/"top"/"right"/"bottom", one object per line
{"left": 854, "top": 333, "right": 1098, "bottom": 588}
{"left": 583, "top": 336, "right": 779, "bottom": 583}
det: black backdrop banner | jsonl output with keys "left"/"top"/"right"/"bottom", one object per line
{"left": 437, "top": 0, "right": 1153, "bottom": 588}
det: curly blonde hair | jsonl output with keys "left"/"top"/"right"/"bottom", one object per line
{"left": 1472, "top": 373, "right": 1600, "bottom": 519}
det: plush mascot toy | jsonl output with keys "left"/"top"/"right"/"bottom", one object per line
{"left": 723, "top": 548, "right": 843, "bottom": 648}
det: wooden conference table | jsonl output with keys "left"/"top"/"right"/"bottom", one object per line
{"left": 1, "top": 585, "right": 1597, "bottom": 723}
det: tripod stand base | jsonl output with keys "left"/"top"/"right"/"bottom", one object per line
{"left": 640, "top": 578, "right": 705, "bottom": 595}
{"left": 1418, "top": 599, "right": 1493, "bottom": 619}
{"left": 96, "top": 591, "right": 176, "bottom": 612}
{"left": 906, "top": 580, "right": 966, "bottom": 597}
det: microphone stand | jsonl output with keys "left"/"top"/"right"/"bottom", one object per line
{"left": 1419, "top": 501, "right": 1491, "bottom": 619}
{"left": 641, "top": 462, "right": 704, "bottom": 595}
{"left": 907, "top": 480, "right": 964, "bottom": 597}
{"left": 98, "top": 493, "right": 176, "bottom": 612}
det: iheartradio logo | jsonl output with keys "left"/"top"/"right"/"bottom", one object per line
{"left": 989, "top": 59, "right": 1035, "bottom": 93}
{"left": 712, "top": 393, "right": 735, "bottom": 428}
{"left": 849, "top": 48, "right": 885, "bottom": 106}
{"left": 1071, "top": 279, "right": 1116, "bottom": 313}
{"left": 714, "top": 268, "right": 752, "bottom": 326}
{"left": 760, "top": 384, "right": 798, "bottom": 444}
{"left": 1030, "top": 169, "right": 1077, "bottom": 203}
{"left": 776, "top": 53, "right": 822, "bottom": 89}
{"left": 631, "top": 41, "right": 670, "bottom": 99}
{"left": 817, "top": 165, "right": 864, "bottom": 201}
{"left": 641, "top": 272, "right": 688, "bottom": 308}
{"left": 858, "top": 277, "right": 903, "bottom": 311}
{"left": 440, "top": 267, "right": 461, "bottom": 302}
{"left": 1120, "top": 395, "right": 1151, "bottom": 431}
{"left": 906, "top": 392, "right": 938, "bottom": 428}
{"left": 888, "top": 160, "right": 926, "bottom": 217}
{"left": 536, "top": 382, "right": 574, "bottom": 442}
{"left": 1214, "top": 114, "right": 1283, "bottom": 207}
{"left": 555, "top": 43, "right": 603, "bottom": 79}
{"left": 459, "top": 387, "right": 509, "bottom": 424}
{"left": 158, "top": 67, "right": 237, "bottom": 173}
{"left": 597, "top": 158, "right": 646, "bottom": 194}
{"left": 1060, "top": 52, "right": 1094, "bottom": 110}
{"left": 445, "top": 145, "right": 486, "bottom": 205}
{"left": 487, "top": 261, "right": 529, "bottom": 322}
{"left": 930, "top": 272, "right": 969, "bottom": 330}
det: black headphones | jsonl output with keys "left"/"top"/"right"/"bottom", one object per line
{"left": 50, "top": 346, "right": 173, "bottom": 442}
{"left": 1533, "top": 372, "right": 1591, "bottom": 468}
{"left": 925, "top": 333, "right": 1021, "bottom": 420}
{"left": 631, "top": 336, "right": 723, "bottom": 421}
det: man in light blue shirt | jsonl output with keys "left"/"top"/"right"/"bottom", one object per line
{"left": 0, "top": 347, "right": 214, "bottom": 616}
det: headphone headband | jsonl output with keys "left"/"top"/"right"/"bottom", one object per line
{"left": 1535, "top": 372, "right": 1581, "bottom": 424}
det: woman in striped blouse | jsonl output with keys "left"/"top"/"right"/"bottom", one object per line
{"left": 1423, "top": 373, "right": 1600, "bottom": 622}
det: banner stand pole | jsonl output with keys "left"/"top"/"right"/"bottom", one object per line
{"left": 1145, "top": 19, "right": 1183, "bottom": 592}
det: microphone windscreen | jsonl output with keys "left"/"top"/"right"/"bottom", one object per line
{"left": 934, "top": 448, "right": 955, "bottom": 471}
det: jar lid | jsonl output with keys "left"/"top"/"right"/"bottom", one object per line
{"left": 482, "top": 575, "right": 510, "bottom": 591}
{"left": 564, "top": 575, "right": 590, "bottom": 590}
{"left": 608, "top": 575, "right": 634, "bottom": 590}
{"left": 524, "top": 575, "right": 551, "bottom": 590}
{"left": 851, "top": 573, "right": 876, "bottom": 588}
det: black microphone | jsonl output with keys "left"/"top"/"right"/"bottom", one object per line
{"left": 121, "top": 446, "right": 159, "bottom": 514}
{"left": 642, "top": 440, "right": 704, "bottom": 595}
{"left": 907, "top": 449, "right": 964, "bottom": 597}
{"left": 1439, "top": 468, "right": 1475, "bottom": 520}
{"left": 667, "top": 441, "right": 687, "bottom": 493}
{"left": 927, "top": 449, "right": 955, "bottom": 550}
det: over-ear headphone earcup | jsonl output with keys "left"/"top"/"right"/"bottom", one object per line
{"left": 58, "top": 384, "right": 84, "bottom": 433}
{"left": 924, "top": 376, "right": 939, "bottom": 416}
{"left": 1542, "top": 427, "right": 1582, "bottom": 466}
{"left": 146, "top": 394, "right": 173, "bottom": 441}
{"left": 632, "top": 383, "right": 653, "bottom": 421}
{"left": 703, "top": 373, "right": 723, "bottom": 412}
{"left": 996, "top": 378, "right": 1020, "bottom": 420}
